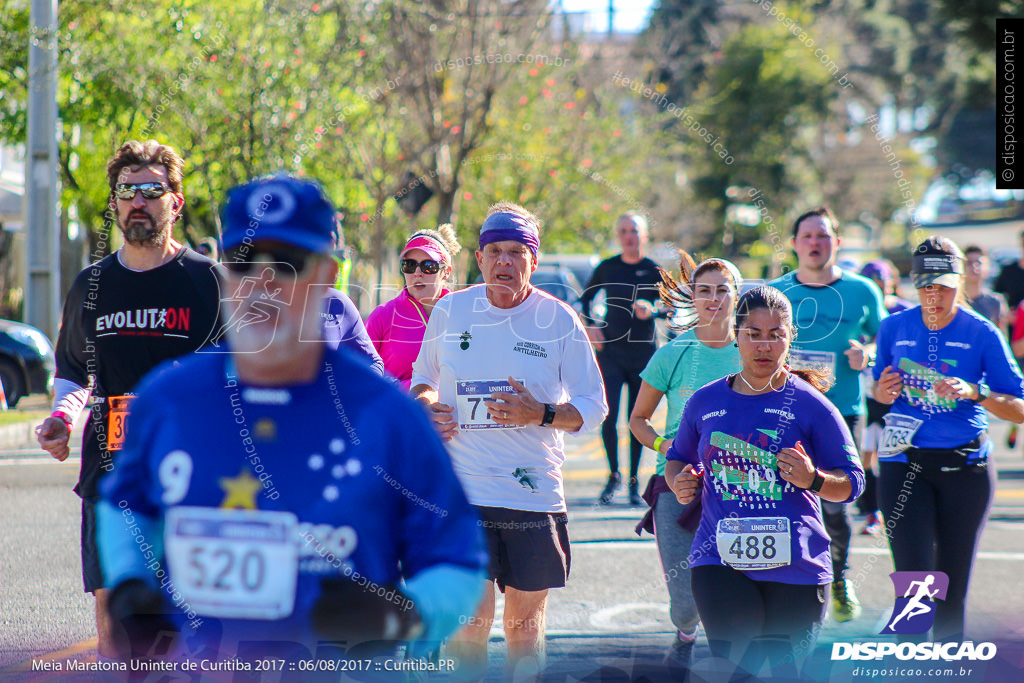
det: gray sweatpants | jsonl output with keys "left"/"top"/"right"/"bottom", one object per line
{"left": 653, "top": 491, "right": 700, "bottom": 634}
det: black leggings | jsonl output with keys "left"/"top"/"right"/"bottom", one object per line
{"left": 857, "top": 467, "right": 879, "bottom": 513}
{"left": 692, "top": 564, "right": 827, "bottom": 680}
{"left": 878, "top": 457, "right": 994, "bottom": 641}
{"left": 597, "top": 347, "right": 651, "bottom": 480}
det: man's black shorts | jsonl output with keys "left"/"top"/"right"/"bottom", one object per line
{"left": 476, "top": 506, "right": 570, "bottom": 593}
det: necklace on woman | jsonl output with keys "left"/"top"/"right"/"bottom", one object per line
{"left": 737, "top": 369, "right": 785, "bottom": 393}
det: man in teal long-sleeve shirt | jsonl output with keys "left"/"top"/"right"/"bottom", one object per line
{"left": 770, "top": 206, "right": 886, "bottom": 624}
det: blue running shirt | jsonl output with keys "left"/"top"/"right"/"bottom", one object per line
{"left": 100, "top": 347, "right": 485, "bottom": 654}
{"left": 872, "top": 306, "right": 1024, "bottom": 460}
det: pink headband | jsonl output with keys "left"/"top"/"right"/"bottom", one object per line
{"left": 400, "top": 234, "right": 451, "bottom": 263}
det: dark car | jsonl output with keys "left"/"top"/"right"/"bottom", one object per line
{"left": 530, "top": 265, "right": 583, "bottom": 309}
{"left": 0, "top": 319, "right": 55, "bottom": 407}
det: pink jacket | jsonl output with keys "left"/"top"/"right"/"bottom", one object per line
{"left": 365, "top": 288, "right": 450, "bottom": 391}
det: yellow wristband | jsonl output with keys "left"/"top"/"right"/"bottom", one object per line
{"left": 653, "top": 436, "right": 666, "bottom": 453}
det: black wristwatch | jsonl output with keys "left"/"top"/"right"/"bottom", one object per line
{"left": 540, "top": 403, "right": 556, "bottom": 427}
{"left": 808, "top": 470, "right": 825, "bottom": 494}
{"left": 973, "top": 383, "right": 990, "bottom": 404}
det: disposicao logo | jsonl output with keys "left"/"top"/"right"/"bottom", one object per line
{"left": 881, "top": 571, "right": 948, "bottom": 635}
{"left": 830, "top": 569, "right": 996, "bottom": 663}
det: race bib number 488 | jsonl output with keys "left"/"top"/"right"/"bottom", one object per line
{"left": 716, "top": 517, "right": 791, "bottom": 570}
{"left": 165, "top": 507, "right": 300, "bottom": 620}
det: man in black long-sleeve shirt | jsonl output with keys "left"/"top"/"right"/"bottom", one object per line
{"left": 579, "top": 213, "right": 663, "bottom": 505}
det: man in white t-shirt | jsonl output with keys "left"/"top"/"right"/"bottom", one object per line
{"left": 411, "top": 201, "right": 607, "bottom": 678}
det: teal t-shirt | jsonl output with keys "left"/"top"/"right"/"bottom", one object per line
{"left": 769, "top": 270, "right": 887, "bottom": 416}
{"left": 640, "top": 329, "right": 741, "bottom": 474}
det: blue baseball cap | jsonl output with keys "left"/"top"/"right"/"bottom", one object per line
{"left": 221, "top": 174, "right": 338, "bottom": 254}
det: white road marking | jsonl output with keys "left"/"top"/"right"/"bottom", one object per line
{"left": 589, "top": 602, "right": 670, "bottom": 630}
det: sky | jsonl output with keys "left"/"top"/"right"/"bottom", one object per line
{"left": 557, "top": 0, "right": 657, "bottom": 34}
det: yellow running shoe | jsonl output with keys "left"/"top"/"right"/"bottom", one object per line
{"left": 832, "top": 578, "right": 862, "bottom": 622}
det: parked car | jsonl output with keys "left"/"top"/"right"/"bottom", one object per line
{"left": 539, "top": 254, "right": 599, "bottom": 292}
{"left": 0, "top": 319, "right": 55, "bottom": 407}
{"left": 530, "top": 265, "right": 583, "bottom": 309}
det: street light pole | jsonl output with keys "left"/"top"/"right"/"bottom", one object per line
{"left": 25, "top": 0, "right": 60, "bottom": 337}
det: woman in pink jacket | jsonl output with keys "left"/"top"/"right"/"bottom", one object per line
{"left": 366, "top": 225, "right": 461, "bottom": 390}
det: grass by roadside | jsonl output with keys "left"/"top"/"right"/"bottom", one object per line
{"left": 0, "top": 409, "right": 48, "bottom": 427}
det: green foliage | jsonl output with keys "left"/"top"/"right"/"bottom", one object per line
{"left": 0, "top": 0, "right": 1009, "bottom": 291}
{"left": 0, "top": 2, "right": 29, "bottom": 140}
{"left": 640, "top": 0, "right": 719, "bottom": 105}
{"left": 683, "top": 14, "right": 835, "bottom": 255}
{"left": 458, "top": 50, "right": 661, "bottom": 254}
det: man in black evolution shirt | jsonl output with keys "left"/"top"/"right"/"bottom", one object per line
{"left": 579, "top": 213, "right": 663, "bottom": 505}
{"left": 35, "top": 140, "right": 222, "bottom": 660}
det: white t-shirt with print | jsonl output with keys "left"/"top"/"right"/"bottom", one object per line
{"left": 411, "top": 285, "right": 607, "bottom": 512}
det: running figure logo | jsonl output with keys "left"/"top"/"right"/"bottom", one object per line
{"left": 881, "top": 571, "right": 949, "bottom": 635}
{"left": 209, "top": 265, "right": 289, "bottom": 351}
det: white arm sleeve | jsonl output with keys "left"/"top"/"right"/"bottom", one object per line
{"left": 52, "top": 378, "right": 92, "bottom": 426}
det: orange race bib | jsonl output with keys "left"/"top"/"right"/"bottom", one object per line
{"left": 107, "top": 395, "right": 136, "bottom": 451}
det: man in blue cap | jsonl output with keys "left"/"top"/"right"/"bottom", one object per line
{"left": 97, "top": 174, "right": 486, "bottom": 665}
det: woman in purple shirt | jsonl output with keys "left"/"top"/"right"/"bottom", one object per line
{"left": 666, "top": 286, "right": 864, "bottom": 680}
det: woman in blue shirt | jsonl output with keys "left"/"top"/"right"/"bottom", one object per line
{"left": 873, "top": 236, "right": 1024, "bottom": 642}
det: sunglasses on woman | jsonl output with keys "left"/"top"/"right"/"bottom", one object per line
{"left": 224, "top": 245, "right": 314, "bottom": 276}
{"left": 400, "top": 258, "right": 441, "bottom": 275}
{"left": 113, "top": 182, "right": 171, "bottom": 200}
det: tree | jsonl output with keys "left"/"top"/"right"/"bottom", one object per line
{"left": 637, "top": 0, "right": 721, "bottom": 107}
{"left": 682, "top": 17, "right": 835, "bottom": 256}
{"left": 379, "top": 0, "right": 555, "bottom": 226}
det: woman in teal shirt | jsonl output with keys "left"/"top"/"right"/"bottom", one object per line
{"left": 629, "top": 254, "right": 743, "bottom": 674}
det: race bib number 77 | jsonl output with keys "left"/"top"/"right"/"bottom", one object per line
{"left": 456, "top": 379, "right": 525, "bottom": 430}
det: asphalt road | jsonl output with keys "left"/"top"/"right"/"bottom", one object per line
{"left": 1, "top": 412, "right": 1022, "bottom": 683}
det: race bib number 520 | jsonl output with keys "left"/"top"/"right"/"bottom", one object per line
{"left": 165, "top": 507, "right": 299, "bottom": 620}
{"left": 716, "top": 517, "right": 791, "bottom": 570}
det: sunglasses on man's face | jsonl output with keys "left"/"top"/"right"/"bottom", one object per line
{"left": 113, "top": 182, "right": 171, "bottom": 200}
{"left": 400, "top": 258, "right": 441, "bottom": 275}
{"left": 224, "top": 245, "right": 315, "bottom": 276}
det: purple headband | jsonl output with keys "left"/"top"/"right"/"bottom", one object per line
{"left": 479, "top": 211, "right": 540, "bottom": 257}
